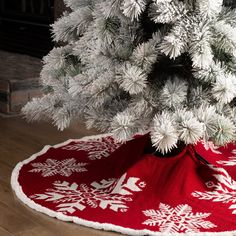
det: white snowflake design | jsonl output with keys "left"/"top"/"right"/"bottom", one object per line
{"left": 62, "top": 136, "right": 123, "bottom": 160}
{"left": 201, "top": 140, "right": 222, "bottom": 154}
{"left": 217, "top": 149, "right": 236, "bottom": 166}
{"left": 142, "top": 203, "right": 216, "bottom": 233}
{"left": 29, "top": 158, "right": 88, "bottom": 177}
{"left": 30, "top": 173, "right": 146, "bottom": 214}
{"left": 192, "top": 165, "right": 236, "bottom": 214}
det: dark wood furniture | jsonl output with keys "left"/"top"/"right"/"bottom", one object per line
{"left": 0, "top": 0, "right": 54, "bottom": 58}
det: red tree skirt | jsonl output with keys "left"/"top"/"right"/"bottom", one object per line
{"left": 11, "top": 134, "right": 236, "bottom": 235}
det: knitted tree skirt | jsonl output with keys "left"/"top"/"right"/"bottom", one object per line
{"left": 11, "top": 134, "right": 236, "bottom": 236}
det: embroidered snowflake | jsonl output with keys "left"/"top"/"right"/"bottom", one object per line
{"left": 142, "top": 203, "right": 216, "bottom": 233}
{"left": 30, "top": 173, "right": 146, "bottom": 213}
{"left": 192, "top": 165, "right": 236, "bottom": 214}
{"left": 29, "top": 158, "right": 88, "bottom": 177}
{"left": 217, "top": 149, "right": 236, "bottom": 166}
{"left": 201, "top": 140, "right": 222, "bottom": 154}
{"left": 62, "top": 136, "right": 123, "bottom": 160}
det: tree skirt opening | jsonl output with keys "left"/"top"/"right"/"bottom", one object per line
{"left": 11, "top": 134, "right": 236, "bottom": 236}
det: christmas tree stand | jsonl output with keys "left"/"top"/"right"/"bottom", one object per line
{"left": 11, "top": 134, "right": 236, "bottom": 235}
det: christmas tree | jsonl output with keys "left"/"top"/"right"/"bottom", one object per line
{"left": 23, "top": 0, "right": 236, "bottom": 154}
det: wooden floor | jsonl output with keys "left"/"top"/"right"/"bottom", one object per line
{"left": 0, "top": 116, "right": 122, "bottom": 236}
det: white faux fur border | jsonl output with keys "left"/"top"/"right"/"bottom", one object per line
{"left": 11, "top": 133, "right": 236, "bottom": 236}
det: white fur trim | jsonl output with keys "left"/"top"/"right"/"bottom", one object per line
{"left": 11, "top": 133, "right": 236, "bottom": 236}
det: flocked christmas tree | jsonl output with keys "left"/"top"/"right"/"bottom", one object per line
{"left": 23, "top": 0, "right": 236, "bottom": 154}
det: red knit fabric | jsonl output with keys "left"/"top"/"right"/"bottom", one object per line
{"left": 13, "top": 134, "right": 236, "bottom": 235}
